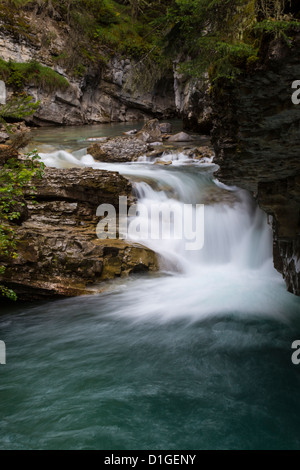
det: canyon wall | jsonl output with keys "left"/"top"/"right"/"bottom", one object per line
{"left": 178, "top": 33, "right": 300, "bottom": 295}
{"left": 1, "top": 9, "right": 299, "bottom": 297}
{"left": 0, "top": 21, "right": 176, "bottom": 126}
{"left": 210, "top": 34, "right": 300, "bottom": 295}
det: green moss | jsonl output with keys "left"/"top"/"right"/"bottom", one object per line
{"left": 246, "top": 54, "right": 260, "bottom": 67}
{"left": 73, "top": 64, "right": 87, "bottom": 78}
{"left": 0, "top": 0, "right": 170, "bottom": 78}
{"left": 0, "top": 59, "right": 10, "bottom": 81}
{"left": 157, "top": 0, "right": 300, "bottom": 86}
{"left": 0, "top": 60, "right": 70, "bottom": 92}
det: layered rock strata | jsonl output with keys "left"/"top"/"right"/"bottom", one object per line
{"left": 0, "top": 168, "right": 158, "bottom": 300}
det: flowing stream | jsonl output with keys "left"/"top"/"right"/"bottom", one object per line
{"left": 1, "top": 124, "right": 300, "bottom": 450}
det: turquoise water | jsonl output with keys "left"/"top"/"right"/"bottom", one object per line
{"left": 28, "top": 120, "right": 185, "bottom": 152}
{"left": 1, "top": 288, "right": 300, "bottom": 450}
{"left": 1, "top": 125, "right": 300, "bottom": 450}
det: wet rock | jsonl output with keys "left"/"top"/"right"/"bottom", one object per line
{"left": 87, "top": 127, "right": 188, "bottom": 163}
{"left": 87, "top": 136, "right": 149, "bottom": 162}
{"left": 136, "top": 119, "right": 162, "bottom": 143}
{"left": 145, "top": 148, "right": 165, "bottom": 160}
{"left": 168, "top": 132, "right": 195, "bottom": 142}
{"left": 0, "top": 168, "right": 158, "bottom": 300}
{"left": 0, "top": 131, "right": 9, "bottom": 143}
{"left": 258, "top": 175, "right": 300, "bottom": 296}
{"left": 186, "top": 146, "right": 214, "bottom": 160}
{"left": 159, "top": 122, "right": 172, "bottom": 134}
{"left": 154, "top": 160, "right": 172, "bottom": 166}
{"left": 211, "top": 33, "right": 300, "bottom": 295}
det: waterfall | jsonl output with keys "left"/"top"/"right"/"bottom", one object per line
{"left": 127, "top": 168, "right": 273, "bottom": 276}
{"left": 38, "top": 148, "right": 274, "bottom": 276}
{"left": 2, "top": 128, "right": 300, "bottom": 452}
{"left": 33, "top": 146, "right": 292, "bottom": 322}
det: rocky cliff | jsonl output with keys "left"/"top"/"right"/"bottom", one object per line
{"left": 209, "top": 33, "right": 300, "bottom": 295}
{"left": 0, "top": 11, "right": 176, "bottom": 126}
{"left": 173, "top": 67, "right": 213, "bottom": 134}
{"left": 0, "top": 167, "right": 158, "bottom": 300}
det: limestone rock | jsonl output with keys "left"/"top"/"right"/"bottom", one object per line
{"left": 136, "top": 119, "right": 162, "bottom": 143}
{"left": 211, "top": 34, "right": 300, "bottom": 295}
{"left": 87, "top": 136, "right": 149, "bottom": 162}
{"left": 0, "top": 131, "right": 9, "bottom": 144}
{"left": 168, "top": 132, "right": 195, "bottom": 142}
{"left": 173, "top": 69, "right": 213, "bottom": 134}
{"left": 159, "top": 122, "right": 172, "bottom": 134}
{"left": 0, "top": 168, "right": 158, "bottom": 300}
{"left": 154, "top": 160, "right": 172, "bottom": 166}
{"left": 0, "top": 80, "right": 6, "bottom": 105}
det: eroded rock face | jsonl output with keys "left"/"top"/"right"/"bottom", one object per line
{"left": 0, "top": 168, "right": 158, "bottom": 300}
{"left": 258, "top": 176, "right": 300, "bottom": 296}
{"left": 174, "top": 67, "right": 213, "bottom": 134}
{"left": 0, "top": 27, "right": 176, "bottom": 126}
{"left": 210, "top": 33, "right": 300, "bottom": 295}
{"left": 168, "top": 132, "right": 195, "bottom": 142}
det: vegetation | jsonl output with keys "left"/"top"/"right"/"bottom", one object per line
{"left": 0, "top": 59, "right": 69, "bottom": 92}
{"left": 160, "top": 0, "right": 300, "bottom": 82}
{"left": 0, "top": 0, "right": 298, "bottom": 301}
{"left": 0, "top": 93, "right": 40, "bottom": 127}
{"left": 1, "top": 0, "right": 297, "bottom": 85}
{"left": 0, "top": 0, "right": 174, "bottom": 79}
{"left": 0, "top": 145, "right": 45, "bottom": 301}
{"left": 0, "top": 95, "right": 44, "bottom": 301}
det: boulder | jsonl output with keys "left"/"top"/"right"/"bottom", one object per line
{"left": 159, "top": 122, "right": 173, "bottom": 134}
{"left": 186, "top": 146, "right": 214, "bottom": 160}
{"left": 168, "top": 132, "right": 195, "bottom": 142}
{"left": 136, "top": 119, "right": 162, "bottom": 143}
{"left": 154, "top": 160, "right": 172, "bottom": 166}
{"left": 87, "top": 136, "right": 149, "bottom": 162}
{"left": 0, "top": 131, "right": 9, "bottom": 143}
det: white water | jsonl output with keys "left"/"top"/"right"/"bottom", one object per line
{"left": 2, "top": 136, "right": 298, "bottom": 451}
{"left": 36, "top": 147, "right": 299, "bottom": 323}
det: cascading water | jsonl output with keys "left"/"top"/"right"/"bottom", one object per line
{"left": 33, "top": 144, "right": 294, "bottom": 321}
{"left": 1, "top": 126, "right": 300, "bottom": 450}
{"left": 39, "top": 145, "right": 272, "bottom": 274}
{"left": 129, "top": 172, "right": 273, "bottom": 273}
